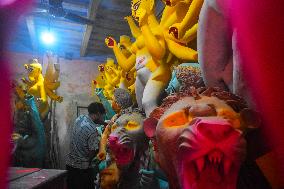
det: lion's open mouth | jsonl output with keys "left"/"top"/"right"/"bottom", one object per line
{"left": 108, "top": 135, "right": 134, "bottom": 166}
{"left": 179, "top": 149, "right": 233, "bottom": 189}
{"left": 177, "top": 118, "right": 245, "bottom": 189}
{"left": 113, "top": 145, "right": 134, "bottom": 166}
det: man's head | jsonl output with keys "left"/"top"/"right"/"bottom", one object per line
{"left": 88, "top": 102, "right": 106, "bottom": 122}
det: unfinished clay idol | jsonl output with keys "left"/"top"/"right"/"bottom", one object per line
{"left": 108, "top": 110, "right": 159, "bottom": 189}
{"left": 13, "top": 96, "right": 46, "bottom": 167}
{"left": 144, "top": 87, "right": 259, "bottom": 189}
{"left": 197, "top": 0, "right": 253, "bottom": 106}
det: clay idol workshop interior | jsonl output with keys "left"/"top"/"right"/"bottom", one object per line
{"left": 1, "top": 0, "right": 284, "bottom": 188}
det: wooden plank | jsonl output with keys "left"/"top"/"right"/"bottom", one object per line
{"left": 26, "top": 16, "right": 38, "bottom": 51}
{"left": 9, "top": 168, "right": 67, "bottom": 189}
{"left": 9, "top": 167, "right": 41, "bottom": 182}
{"left": 80, "top": 0, "right": 101, "bottom": 57}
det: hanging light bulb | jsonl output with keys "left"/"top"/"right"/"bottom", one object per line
{"left": 41, "top": 31, "right": 55, "bottom": 45}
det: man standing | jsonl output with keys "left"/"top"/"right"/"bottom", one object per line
{"left": 66, "top": 102, "right": 107, "bottom": 189}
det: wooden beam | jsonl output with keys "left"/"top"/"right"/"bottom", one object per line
{"left": 96, "top": 8, "right": 130, "bottom": 17}
{"left": 80, "top": 0, "right": 101, "bottom": 57}
{"left": 62, "top": 2, "right": 88, "bottom": 13}
{"left": 63, "top": 0, "right": 89, "bottom": 8}
{"left": 35, "top": 16, "right": 84, "bottom": 28}
{"left": 91, "top": 25, "right": 130, "bottom": 34}
{"left": 26, "top": 16, "right": 38, "bottom": 51}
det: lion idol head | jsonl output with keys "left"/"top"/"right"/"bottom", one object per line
{"left": 144, "top": 87, "right": 259, "bottom": 189}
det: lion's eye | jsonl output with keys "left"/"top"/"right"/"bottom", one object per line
{"left": 218, "top": 109, "right": 237, "bottom": 120}
{"left": 119, "top": 45, "right": 126, "bottom": 50}
{"left": 125, "top": 121, "right": 140, "bottom": 130}
{"left": 218, "top": 109, "right": 241, "bottom": 129}
{"left": 28, "top": 67, "right": 33, "bottom": 72}
{"left": 163, "top": 111, "right": 189, "bottom": 127}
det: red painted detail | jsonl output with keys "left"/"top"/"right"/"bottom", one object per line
{"left": 169, "top": 27, "right": 179, "bottom": 39}
{"left": 16, "top": 168, "right": 40, "bottom": 174}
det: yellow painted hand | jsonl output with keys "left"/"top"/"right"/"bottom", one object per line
{"left": 168, "top": 0, "right": 203, "bottom": 41}
{"left": 165, "top": 36, "right": 198, "bottom": 61}
{"left": 105, "top": 36, "right": 116, "bottom": 48}
{"left": 136, "top": 8, "right": 148, "bottom": 26}
{"left": 131, "top": 0, "right": 154, "bottom": 26}
{"left": 125, "top": 16, "right": 141, "bottom": 39}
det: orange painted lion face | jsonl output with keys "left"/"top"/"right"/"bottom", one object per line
{"left": 144, "top": 87, "right": 259, "bottom": 189}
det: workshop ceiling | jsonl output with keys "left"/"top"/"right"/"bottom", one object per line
{"left": 8, "top": 0, "right": 164, "bottom": 62}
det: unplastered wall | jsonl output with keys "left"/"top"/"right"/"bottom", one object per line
{"left": 7, "top": 52, "right": 44, "bottom": 80}
{"left": 54, "top": 57, "right": 100, "bottom": 169}
{"left": 8, "top": 52, "right": 101, "bottom": 169}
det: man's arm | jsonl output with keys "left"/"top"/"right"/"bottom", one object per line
{"left": 87, "top": 131, "right": 100, "bottom": 165}
{"left": 88, "top": 149, "right": 99, "bottom": 165}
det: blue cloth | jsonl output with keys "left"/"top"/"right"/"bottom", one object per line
{"left": 165, "top": 70, "right": 180, "bottom": 94}
{"left": 25, "top": 96, "right": 46, "bottom": 161}
{"left": 158, "top": 179, "right": 169, "bottom": 189}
